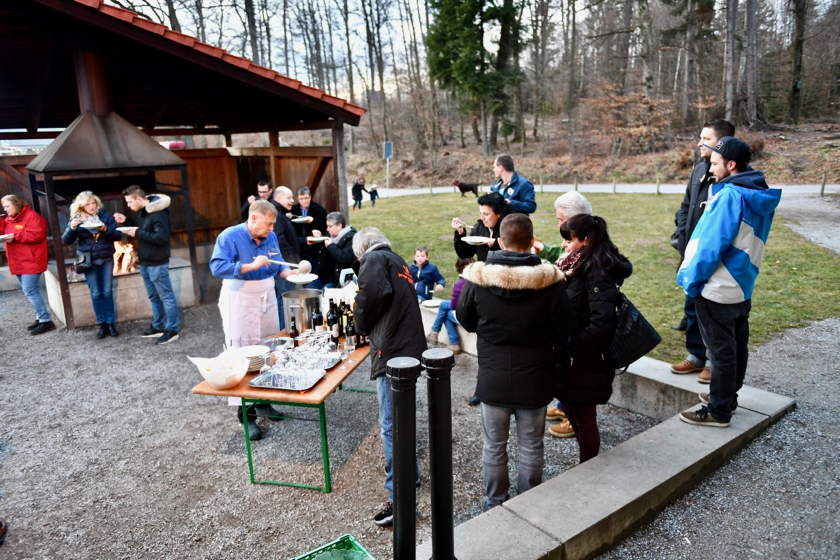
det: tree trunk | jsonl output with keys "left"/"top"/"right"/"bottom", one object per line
{"left": 164, "top": 0, "right": 181, "bottom": 33}
{"left": 788, "top": 0, "right": 807, "bottom": 123}
{"left": 684, "top": 0, "right": 697, "bottom": 126}
{"left": 619, "top": 0, "right": 634, "bottom": 96}
{"left": 568, "top": 0, "right": 576, "bottom": 119}
{"left": 243, "top": 0, "right": 261, "bottom": 65}
{"left": 283, "top": 0, "right": 290, "bottom": 74}
{"left": 193, "top": 0, "right": 206, "bottom": 42}
{"left": 725, "top": 0, "right": 738, "bottom": 120}
{"left": 341, "top": 0, "right": 355, "bottom": 153}
{"left": 746, "top": 0, "right": 759, "bottom": 126}
{"left": 638, "top": 0, "right": 655, "bottom": 123}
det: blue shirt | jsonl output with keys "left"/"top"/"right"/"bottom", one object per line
{"left": 210, "top": 223, "right": 290, "bottom": 280}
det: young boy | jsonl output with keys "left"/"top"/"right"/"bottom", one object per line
{"left": 410, "top": 245, "right": 445, "bottom": 301}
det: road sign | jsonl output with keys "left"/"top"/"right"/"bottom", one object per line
{"left": 383, "top": 141, "right": 393, "bottom": 160}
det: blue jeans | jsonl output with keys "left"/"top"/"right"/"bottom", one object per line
{"left": 695, "top": 296, "right": 751, "bottom": 422}
{"left": 84, "top": 261, "right": 116, "bottom": 323}
{"left": 431, "top": 300, "right": 459, "bottom": 345}
{"left": 140, "top": 264, "right": 179, "bottom": 332}
{"left": 377, "top": 375, "right": 420, "bottom": 502}
{"left": 353, "top": 197, "right": 363, "bottom": 209}
{"left": 684, "top": 295, "right": 709, "bottom": 366}
{"left": 480, "top": 403, "right": 546, "bottom": 508}
{"left": 17, "top": 274, "right": 51, "bottom": 322}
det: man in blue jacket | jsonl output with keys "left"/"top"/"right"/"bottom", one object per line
{"left": 489, "top": 154, "right": 536, "bottom": 215}
{"left": 677, "top": 137, "right": 781, "bottom": 428}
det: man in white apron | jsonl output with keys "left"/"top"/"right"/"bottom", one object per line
{"left": 210, "top": 200, "right": 298, "bottom": 440}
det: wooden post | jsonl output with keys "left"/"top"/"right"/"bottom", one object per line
{"left": 612, "top": 176, "right": 617, "bottom": 194}
{"left": 574, "top": 177, "right": 578, "bottom": 191}
{"left": 43, "top": 174, "right": 74, "bottom": 329}
{"left": 181, "top": 166, "right": 200, "bottom": 304}
{"left": 821, "top": 173, "right": 827, "bottom": 196}
{"left": 332, "top": 119, "right": 349, "bottom": 219}
{"left": 656, "top": 176, "right": 661, "bottom": 195}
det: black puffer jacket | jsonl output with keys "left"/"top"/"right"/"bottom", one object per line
{"left": 453, "top": 220, "right": 503, "bottom": 262}
{"left": 457, "top": 250, "right": 573, "bottom": 409}
{"left": 271, "top": 201, "right": 301, "bottom": 264}
{"left": 291, "top": 201, "right": 328, "bottom": 261}
{"left": 135, "top": 195, "right": 172, "bottom": 266}
{"left": 354, "top": 245, "right": 427, "bottom": 379}
{"left": 62, "top": 208, "right": 122, "bottom": 263}
{"left": 554, "top": 260, "right": 628, "bottom": 406}
{"left": 317, "top": 227, "right": 355, "bottom": 285}
{"left": 674, "top": 159, "right": 714, "bottom": 259}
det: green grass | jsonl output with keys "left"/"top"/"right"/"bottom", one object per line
{"left": 350, "top": 192, "right": 840, "bottom": 362}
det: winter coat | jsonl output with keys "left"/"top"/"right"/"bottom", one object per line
{"left": 3, "top": 205, "right": 48, "bottom": 275}
{"left": 317, "top": 226, "right": 356, "bottom": 284}
{"left": 453, "top": 220, "right": 503, "bottom": 262}
{"left": 291, "top": 201, "right": 328, "bottom": 260}
{"left": 489, "top": 171, "right": 537, "bottom": 215}
{"left": 673, "top": 159, "right": 715, "bottom": 259}
{"left": 354, "top": 245, "right": 427, "bottom": 379}
{"left": 271, "top": 201, "right": 301, "bottom": 264}
{"left": 539, "top": 245, "right": 634, "bottom": 288}
{"left": 554, "top": 262, "right": 624, "bottom": 406}
{"left": 120, "top": 194, "right": 173, "bottom": 266}
{"left": 62, "top": 208, "right": 122, "bottom": 263}
{"left": 351, "top": 181, "right": 368, "bottom": 200}
{"left": 409, "top": 261, "right": 445, "bottom": 289}
{"left": 678, "top": 170, "right": 781, "bottom": 304}
{"left": 450, "top": 276, "right": 466, "bottom": 308}
{"left": 456, "top": 250, "right": 573, "bottom": 409}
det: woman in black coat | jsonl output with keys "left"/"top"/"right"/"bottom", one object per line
{"left": 451, "top": 192, "right": 513, "bottom": 263}
{"left": 62, "top": 191, "right": 123, "bottom": 338}
{"left": 553, "top": 214, "right": 629, "bottom": 463}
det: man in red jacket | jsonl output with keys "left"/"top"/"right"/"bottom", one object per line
{"left": 2, "top": 195, "right": 55, "bottom": 335}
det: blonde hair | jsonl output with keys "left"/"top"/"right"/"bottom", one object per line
{"left": 70, "top": 191, "right": 103, "bottom": 218}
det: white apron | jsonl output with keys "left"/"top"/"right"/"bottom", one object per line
{"left": 218, "top": 278, "right": 280, "bottom": 348}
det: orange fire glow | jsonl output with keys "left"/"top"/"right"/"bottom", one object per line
{"left": 113, "top": 241, "right": 138, "bottom": 275}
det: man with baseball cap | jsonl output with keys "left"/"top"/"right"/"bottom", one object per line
{"left": 677, "top": 136, "right": 781, "bottom": 428}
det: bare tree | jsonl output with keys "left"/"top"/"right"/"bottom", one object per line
{"left": 724, "top": 0, "right": 738, "bottom": 120}
{"left": 787, "top": 0, "right": 807, "bottom": 123}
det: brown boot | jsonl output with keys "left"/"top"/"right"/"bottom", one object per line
{"left": 548, "top": 419, "right": 575, "bottom": 438}
{"left": 698, "top": 366, "right": 711, "bottom": 384}
{"left": 670, "top": 359, "right": 703, "bottom": 374}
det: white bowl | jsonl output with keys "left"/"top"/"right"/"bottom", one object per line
{"left": 188, "top": 352, "right": 250, "bottom": 390}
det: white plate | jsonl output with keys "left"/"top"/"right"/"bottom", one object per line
{"left": 80, "top": 223, "right": 103, "bottom": 231}
{"left": 421, "top": 299, "right": 442, "bottom": 308}
{"left": 461, "top": 236, "right": 494, "bottom": 245}
{"left": 286, "top": 273, "right": 319, "bottom": 284}
{"left": 0, "top": 233, "right": 13, "bottom": 241}
{"left": 236, "top": 345, "right": 270, "bottom": 359}
{"left": 291, "top": 217, "right": 310, "bottom": 223}
{"left": 116, "top": 227, "right": 133, "bottom": 233}
{"left": 307, "top": 237, "right": 330, "bottom": 243}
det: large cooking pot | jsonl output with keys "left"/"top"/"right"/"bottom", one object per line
{"left": 282, "top": 289, "right": 322, "bottom": 333}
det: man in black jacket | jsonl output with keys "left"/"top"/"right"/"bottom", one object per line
{"left": 353, "top": 226, "right": 426, "bottom": 527}
{"left": 290, "top": 186, "right": 328, "bottom": 272}
{"left": 308, "top": 212, "right": 355, "bottom": 290}
{"left": 457, "top": 214, "right": 573, "bottom": 508}
{"left": 115, "top": 186, "right": 180, "bottom": 344}
{"left": 670, "top": 119, "right": 735, "bottom": 382}
{"left": 271, "top": 186, "right": 301, "bottom": 328}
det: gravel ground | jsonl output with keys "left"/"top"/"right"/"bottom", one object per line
{"left": 0, "top": 285, "right": 653, "bottom": 559}
{"left": 601, "top": 194, "right": 840, "bottom": 559}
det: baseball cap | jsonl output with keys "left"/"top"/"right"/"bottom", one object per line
{"left": 702, "top": 136, "right": 751, "bottom": 165}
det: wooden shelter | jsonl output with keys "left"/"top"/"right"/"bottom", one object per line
{"left": 0, "top": 0, "right": 365, "bottom": 325}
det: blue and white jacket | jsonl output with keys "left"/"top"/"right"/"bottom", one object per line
{"left": 677, "top": 170, "right": 781, "bottom": 304}
{"left": 490, "top": 172, "right": 536, "bottom": 215}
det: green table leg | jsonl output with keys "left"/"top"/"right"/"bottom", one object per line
{"left": 318, "top": 402, "right": 331, "bottom": 493}
{"left": 241, "top": 402, "right": 257, "bottom": 484}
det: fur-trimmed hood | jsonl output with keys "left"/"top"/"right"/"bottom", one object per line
{"left": 464, "top": 250, "right": 564, "bottom": 291}
{"left": 145, "top": 194, "right": 171, "bottom": 214}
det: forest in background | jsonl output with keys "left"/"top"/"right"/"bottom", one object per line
{"left": 110, "top": 0, "right": 840, "bottom": 183}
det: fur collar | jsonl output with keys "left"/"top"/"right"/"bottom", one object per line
{"left": 145, "top": 194, "right": 171, "bottom": 214}
{"left": 464, "top": 261, "right": 565, "bottom": 291}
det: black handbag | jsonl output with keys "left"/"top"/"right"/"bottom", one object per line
{"left": 608, "top": 289, "right": 662, "bottom": 372}
{"left": 75, "top": 236, "right": 96, "bottom": 274}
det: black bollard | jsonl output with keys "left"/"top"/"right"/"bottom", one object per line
{"left": 387, "top": 356, "right": 421, "bottom": 560}
{"left": 422, "top": 348, "right": 457, "bottom": 560}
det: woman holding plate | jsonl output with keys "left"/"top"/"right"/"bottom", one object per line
{"left": 452, "top": 192, "right": 513, "bottom": 263}
{"left": 62, "top": 191, "right": 123, "bottom": 338}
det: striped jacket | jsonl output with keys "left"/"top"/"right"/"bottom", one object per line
{"left": 677, "top": 170, "right": 781, "bottom": 304}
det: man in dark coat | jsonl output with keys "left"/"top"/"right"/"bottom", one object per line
{"left": 670, "top": 119, "right": 735, "bottom": 383}
{"left": 353, "top": 226, "right": 426, "bottom": 527}
{"left": 309, "top": 212, "right": 355, "bottom": 290}
{"left": 457, "top": 214, "right": 573, "bottom": 508}
{"left": 290, "top": 186, "right": 328, "bottom": 272}
{"left": 271, "top": 186, "right": 301, "bottom": 328}
{"left": 239, "top": 179, "right": 273, "bottom": 219}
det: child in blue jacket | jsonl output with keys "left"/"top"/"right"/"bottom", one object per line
{"left": 410, "top": 245, "right": 445, "bottom": 301}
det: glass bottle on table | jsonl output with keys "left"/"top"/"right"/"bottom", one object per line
{"left": 312, "top": 300, "right": 324, "bottom": 332}
{"left": 288, "top": 315, "right": 299, "bottom": 346}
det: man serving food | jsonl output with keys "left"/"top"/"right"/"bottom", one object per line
{"left": 209, "top": 200, "right": 299, "bottom": 440}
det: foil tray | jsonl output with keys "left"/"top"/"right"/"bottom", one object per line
{"left": 249, "top": 368, "right": 327, "bottom": 391}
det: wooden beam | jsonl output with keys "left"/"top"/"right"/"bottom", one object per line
{"left": 306, "top": 156, "right": 332, "bottom": 194}
{"left": 26, "top": 36, "right": 55, "bottom": 132}
{"left": 332, "top": 119, "right": 348, "bottom": 219}
{"left": 0, "top": 163, "right": 30, "bottom": 189}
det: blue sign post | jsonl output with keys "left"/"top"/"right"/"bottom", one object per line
{"left": 384, "top": 141, "right": 393, "bottom": 197}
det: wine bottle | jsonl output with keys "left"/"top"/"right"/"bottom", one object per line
{"left": 345, "top": 310, "right": 356, "bottom": 347}
{"left": 327, "top": 300, "right": 338, "bottom": 331}
{"left": 288, "top": 315, "right": 299, "bottom": 346}
{"left": 312, "top": 301, "right": 324, "bottom": 331}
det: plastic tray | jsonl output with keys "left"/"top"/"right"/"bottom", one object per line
{"left": 289, "top": 534, "right": 374, "bottom": 560}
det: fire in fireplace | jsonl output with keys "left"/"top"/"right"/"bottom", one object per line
{"left": 113, "top": 241, "right": 138, "bottom": 275}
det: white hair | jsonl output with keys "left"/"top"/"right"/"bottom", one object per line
{"left": 352, "top": 226, "right": 390, "bottom": 258}
{"left": 553, "top": 191, "right": 592, "bottom": 217}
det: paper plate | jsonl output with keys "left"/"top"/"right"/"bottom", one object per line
{"left": 286, "top": 273, "right": 319, "bottom": 284}
{"left": 236, "top": 345, "right": 270, "bottom": 359}
{"left": 307, "top": 237, "right": 330, "bottom": 243}
{"left": 116, "top": 227, "right": 133, "bottom": 233}
{"left": 421, "top": 299, "right": 443, "bottom": 308}
{"left": 291, "top": 217, "right": 310, "bottom": 223}
{"left": 0, "top": 233, "right": 14, "bottom": 241}
{"left": 80, "top": 223, "right": 103, "bottom": 231}
{"left": 461, "top": 236, "right": 494, "bottom": 245}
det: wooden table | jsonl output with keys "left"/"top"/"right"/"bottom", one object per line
{"left": 192, "top": 342, "right": 370, "bottom": 492}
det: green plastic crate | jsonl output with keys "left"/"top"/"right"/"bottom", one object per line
{"left": 289, "top": 533, "right": 375, "bottom": 560}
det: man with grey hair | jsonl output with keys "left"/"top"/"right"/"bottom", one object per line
{"left": 352, "top": 226, "right": 426, "bottom": 527}
{"left": 271, "top": 186, "right": 301, "bottom": 326}
{"left": 308, "top": 211, "right": 356, "bottom": 290}
{"left": 291, "top": 186, "right": 327, "bottom": 272}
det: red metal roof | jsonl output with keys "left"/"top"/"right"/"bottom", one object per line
{"left": 60, "top": 0, "right": 366, "bottom": 119}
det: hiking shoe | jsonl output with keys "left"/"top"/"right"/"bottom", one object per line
{"left": 546, "top": 405, "right": 566, "bottom": 420}
{"left": 697, "top": 366, "right": 711, "bottom": 384}
{"left": 670, "top": 359, "right": 703, "bottom": 374}
{"left": 373, "top": 502, "right": 393, "bottom": 527}
{"left": 679, "top": 406, "right": 729, "bottom": 427}
{"left": 156, "top": 330, "right": 179, "bottom": 345}
{"left": 30, "top": 321, "right": 55, "bottom": 335}
{"left": 97, "top": 323, "right": 108, "bottom": 339}
{"left": 108, "top": 323, "right": 120, "bottom": 337}
{"left": 141, "top": 326, "right": 165, "bottom": 338}
{"left": 26, "top": 321, "right": 40, "bottom": 331}
{"left": 699, "top": 393, "right": 737, "bottom": 414}
{"left": 547, "top": 419, "right": 575, "bottom": 438}
{"left": 426, "top": 331, "right": 439, "bottom": 344}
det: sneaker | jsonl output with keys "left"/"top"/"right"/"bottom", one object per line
{"left": 156, "top": 330, "right": 179, "bottom": 345}
{"left": 670, "top": 359, "right": 703, "bottom": 374}
{"left": 373, "top": 502, "right": 393, "bottom": 527}
{"left": 26, "top": 321, "right": 40, "bottom": 331}
{"left": 546, "top": 405, "right": 566, "bottom": 420}
{"left": 426, "top": 331, "right": 439, "bottom": 344}
{"left": 697, "top": 366, "right": 711, "bottom": 384}
{"left": 679, "top": 406, "right": 729, "bottom": 427}
{"left": 141, "top": 326, "right": 165, "bottom": 338}
{"left": 699, "top": 393, "right": 737, "bottom": 414}
{"left": 30, "top": 321, "right": 55, "bottom": 335}
{"left": 446, "top": 344, "right": 461, "bottom": 355}
{"left": 547, "top": 419, "right": 575, "bottom": 438}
